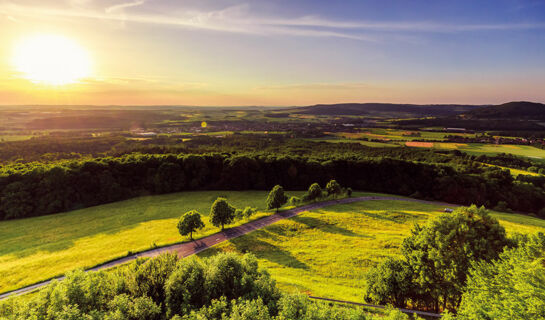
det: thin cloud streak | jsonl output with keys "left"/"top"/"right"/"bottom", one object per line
{"left": 2, "top": 1, "right": 544, "bottom": 41}
{"left": 106, "top": 0, "right": 147, "bottom": 14}
{"left": 261, "top": 16, "right": 545, "bottom": 32}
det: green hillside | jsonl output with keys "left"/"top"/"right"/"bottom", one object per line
{"left": 198, "top": 200, "right": 545, "bottom": 301}
{"left": 0, "top": 190, "right": 306, "bottom": 293}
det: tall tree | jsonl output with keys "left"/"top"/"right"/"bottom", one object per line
{"left": 365, "top": 205, "right": 511, "bottom": 312}
{"left": 177, "top": 210, "right": 205, "bottom": 240}
{"left": 325, "top": 180, "right": 342, "bottom": 198}
{"left": 266, "top": 185, "right": 288, "bottom": 212}
{"left": 210, "top": 197, "right": 236, "bottom": 231}
{"left": 401, "top": 205, "right": 510, "bottom": 311}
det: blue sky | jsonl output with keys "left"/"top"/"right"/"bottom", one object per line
{"left": 0, "top": 0, "right": 544, "bottom": 105}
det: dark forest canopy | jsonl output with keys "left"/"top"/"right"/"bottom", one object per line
{"left": 1, "top": 151, "right": 544, "bottom": 220}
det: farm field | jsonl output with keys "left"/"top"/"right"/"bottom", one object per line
{"left": 333, "top": 129, "right": 476, "bottom": 142}
{"left": 433, "top": 143, "right": 545, "bottom": 159}
{"left": 198, "top": 200, "right": 545, "bottom": 301}
{"left": 0, "top": 190, "right": 311, "bottom": 293}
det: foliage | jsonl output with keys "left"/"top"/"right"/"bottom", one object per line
{"left": 365, "top": 205, "right": 511, "bottom": 312}
{"left": 0, "top": 252, "right": 385, "bottom": 320}
{"left": 364, "top": 257, "right": 414, "bottom": 308}
{"left": 210, "top": 197, "right": 236, "bottom": 231}
{"left": 267, "top": 185, "right": 288, "bottom": 212}
{"left": 288, "top": 196, "right": 301, "bottom": 205}
{"left": 1, "top": 151, "right": 545, "bottom": 220}
{"left": 326, "top": 180, "right": 342, "bottom": 198}
{"left": 305, "top": 183, "right": 323, "bottom": 202}
{"left": 177, "top": 210, "right": 205, "bottom": 240}
{"left": 242, "top": 206, "right": 257, "bottom": 219}
{"left": 455, "top": 233, "right": 545, "bottom": 320}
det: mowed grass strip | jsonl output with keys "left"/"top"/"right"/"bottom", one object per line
{"left": 0, "top": 190, "right": 312, "bottom": 293}
{"left": 198, "top": 200, "right": 545, "bottom": 302}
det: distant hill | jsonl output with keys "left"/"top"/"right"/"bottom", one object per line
{"left": 462, "top": 101, "right": 545, "bottom": 120}
{"left": 284, "top": 103, "right": 481, "bottom": 117}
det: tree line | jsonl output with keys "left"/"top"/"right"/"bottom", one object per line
{"left": 1, "top": 152, "right": 544, "bottom": 220}
{"left": 177, "top": 181, "right": 349, "bottom": 239}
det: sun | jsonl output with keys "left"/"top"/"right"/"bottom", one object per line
{"left": 12, "top": 34, "right": 92, "bottom": 86}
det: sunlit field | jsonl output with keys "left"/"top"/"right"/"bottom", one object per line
{"left": 0, "top": 190, "right": 392, "bottom": 294}
{"left": 199, "top": 200, "right": 545, "bottom": 301}
{"left": 0, "top": 190, "right": 308, "bottom": 293}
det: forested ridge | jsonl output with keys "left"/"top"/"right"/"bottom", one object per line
{"left": 1, "top": 151, "right": 544, "bottom": 220}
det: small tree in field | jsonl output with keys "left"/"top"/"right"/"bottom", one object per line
{"left": 307, "top": 183, "right": 322, "bottom": 202}
{"left": 326, "top": 180, "right": 342, "bottom": 198}
{"left": 177, "top": 210, "right": 205, "bottom": 240}
{"left": 266, "top": 185, "right": 288, "bottom": 212}
{"left": 346, "top": 187, "right": 353, "bottom": 197}
{"left": 210, "top": 197, "right": 236, "bottom": 231}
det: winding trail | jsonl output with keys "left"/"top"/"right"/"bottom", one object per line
{"left": 0, "top": 196, "right": 455, "bottom": 300}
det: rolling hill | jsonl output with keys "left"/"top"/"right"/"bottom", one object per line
{"left": 283, "top": 103, "right": 482, "bottom": 117}
{"left": 461, "top": 101, "right": 545, "bottom": 120}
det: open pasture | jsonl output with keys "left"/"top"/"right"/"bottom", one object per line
{"left": 0, "top": 190, "right": 310, "bottom": 293}
{"left": 199, "top": 200, "right": 545, "bottom": 301}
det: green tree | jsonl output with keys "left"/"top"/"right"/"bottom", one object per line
{"left": 456, "top": 233, "right": 545, "bottom": 320}
{"left": 177, "top": 210, "right": 205, "bottom": 240}
{"left": 210, "top": 197, "right": 236, "bottom": 231}
{"left": 325, "top": 180, "right": 342, "bottom": 198}
{"left": 364, "top": 257, "right": 414, "bottom": 308}
{"left": 401, "top": 205, "right": 510, "bottom": 311}
{"left": 165, "top": 258, "right": 206, "bottom": 317}
{"left": 266, "top": 185, "right": 288, "bottom": 212}
{"left": 306, "top": 183, "right": 322, "bottom": 202}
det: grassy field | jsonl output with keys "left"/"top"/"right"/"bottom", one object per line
{"left": 433, "top": 143, "right": 545, "bottom": 159}
{"left": 198, "top": 200, "right": 545, "bottom": 302}
{"left": 333, "top": 129, "right": 476, "bottom": 142}
{"left": 0, "top": 190, "right": 313, "bottom": 293}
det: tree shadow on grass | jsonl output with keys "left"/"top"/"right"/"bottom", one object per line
{"left": 358, "top": 210, "right": 421, "bottom": 224}
{"left": 289, "top": 216, "right": 369, "bottom": 238}
{"left": 198, "top": 230, "right": 309, "bottom": 270}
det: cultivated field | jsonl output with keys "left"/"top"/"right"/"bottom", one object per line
{"left": 199, "top": 200, "right": 545, "bottom": 301}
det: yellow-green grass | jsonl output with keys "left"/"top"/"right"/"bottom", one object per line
{"left": 432, "top": 143, "right": 545, "bottom": 159}
{"left": 198, "top": 200, "right": 545, "bottom": 302}
{"left": 0, "top": 190, "right": 311, "bottom": 293}
{"left": 482, "top": 163, "right": 541, "bottom": 177}
{"left": 334, "top": 129, "right": 476, "bottom": 142}
{"left": 306, "top": 138, "right": 399, "bottom": 148}
{"left": 0, "top": 135, "right": 33, "bottom": 142}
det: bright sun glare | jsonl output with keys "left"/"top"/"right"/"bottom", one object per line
{"left": 12, "top": 35, "right": 91, "bottom": 86}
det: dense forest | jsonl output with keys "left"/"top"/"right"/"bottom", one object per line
{"left": 1, "top": 150, "right": 545, "bottom": 220}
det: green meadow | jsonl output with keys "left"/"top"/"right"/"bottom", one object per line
{"left": 0, "top": 190, "right": 311, "bottom": 293}
{"left": 198, "top": 200, "right": 545, "bottom": 302}
{"left": 434, "top": 143, "right": 545, "bottom": 159}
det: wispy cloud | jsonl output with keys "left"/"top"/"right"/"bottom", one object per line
{"left": 105, "top": 0, "right": 146, "bottom": 14}
{"left": 1, "top": 0, "right": 544, "bottom": 41}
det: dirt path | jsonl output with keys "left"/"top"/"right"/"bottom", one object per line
{"left": 0, "top": 196, "right": 455, "bottom": 300}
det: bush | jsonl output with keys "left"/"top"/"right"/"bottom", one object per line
{"left": 288, "top": 196, "right": 301, "bottom": 205}
{"left": 306, "top": 183, "right": 322, "bottom": 202}
{"left": 242, "top": 206, "right": 257, "bottom": 219}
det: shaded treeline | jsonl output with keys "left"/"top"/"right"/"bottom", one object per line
{"left": 1, "top": 152, "right": 544, "bottom": 220}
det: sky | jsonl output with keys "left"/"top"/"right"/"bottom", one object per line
{"left": 0, "top": 0, "right": 544, "bottom": 106}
